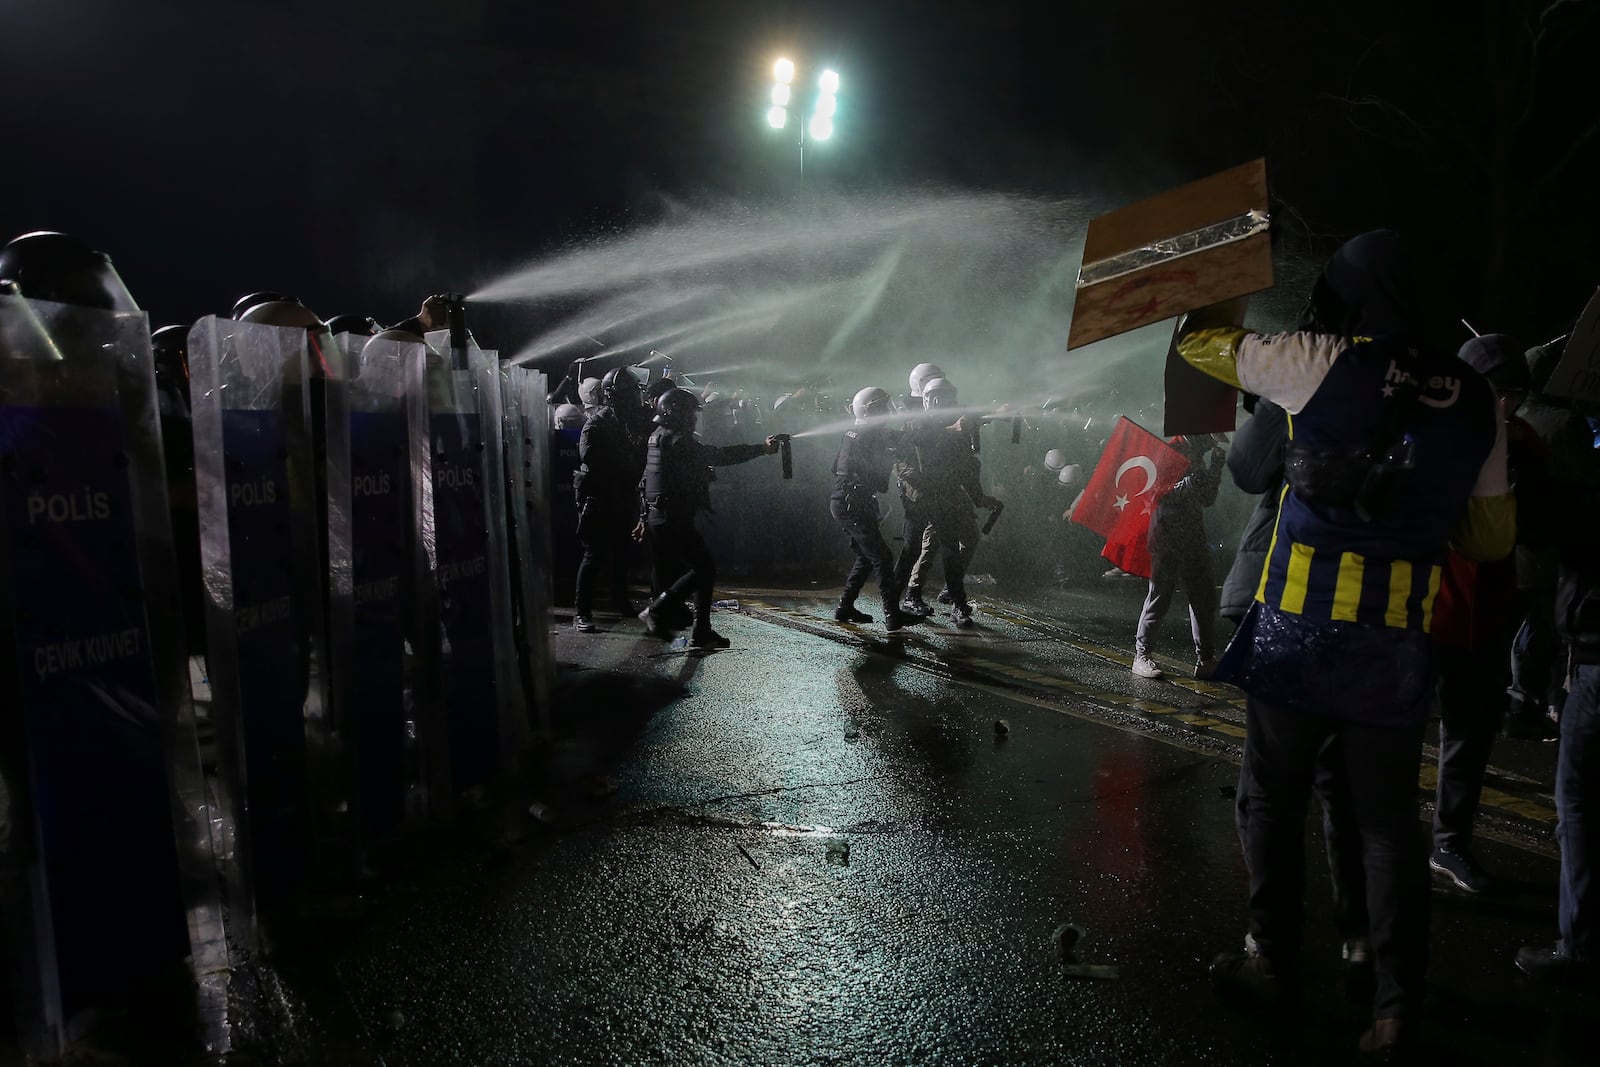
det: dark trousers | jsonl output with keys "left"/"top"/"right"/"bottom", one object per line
{"left": 650, "top": 520, "right": 716, "bottom": 628}
{"left": 1559, "top": 664, "right": 1600, "bottom": 961}
{"left": 1434, "top": 642, "right": 1510, "bottom": 853}
{"left": 1236, "top": 738, "right": 1369, "bottom": 942}
{"left": 1238, "top": 694, "right": 1429, "bottom": 1020}
{"left": 927, "top": 498, "right": 978, "bottom": 608}
{"left": 573, "top": 498, "right": 634, "bottom": 617}
{"left": 831, "top": 492, "right": 899, "bottom": 613}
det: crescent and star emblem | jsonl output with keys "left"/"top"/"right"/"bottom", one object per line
{"left": 1112, "top": 455, "right": 1158, "bottom": 512}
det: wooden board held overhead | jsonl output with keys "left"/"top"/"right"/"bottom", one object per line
{"left": 1067, "top": 159, "right": 1273, "bottom": 351}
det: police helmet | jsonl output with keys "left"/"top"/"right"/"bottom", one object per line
{"left": 324, "top": 313, "right": 380, "bottom": 337}
{"left": 237, "top": 298, "right": 323, "bottom": 330}
{"left": 654, "top": 386, "right": 702, "bottom": 429}
{"left": 1043, "top": 449, "right": 1067, "bottom": 471}
{"left": 231, "top": 291, "right": 290, "bottom": 319}
{"left": 578, "top": 376, "right": 604, "bottom": 407}
{"left": 645, "top": 375, "right": 676, "bottom": 411}
{"left": 908, "top": 362, "right": 945, "bottom": 398}
{"left": 602, "top": 366, "right": 642, "bottom": 408}
{"left": 0, "top": 231, "right": 139, "bottom": 312}
{"left": 553, "top": 403, "right": 585, "bottom": 430}
{"left": 921, "top": 377, "right": 958, "bottom": 410}
{"left": 851, "top": 386, "right": 890, "bottom": 423}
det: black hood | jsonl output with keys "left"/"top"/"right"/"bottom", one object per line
{"left": 1297, "top": 230, "right": 1418, "bottom": 341}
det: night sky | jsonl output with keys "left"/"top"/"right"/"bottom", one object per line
{"left": 4, "top": 0, "right": 1597, "bottom": 359}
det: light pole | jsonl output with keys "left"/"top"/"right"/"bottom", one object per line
{"left": 766, "top": 58, "right": 839, "bottom": 184}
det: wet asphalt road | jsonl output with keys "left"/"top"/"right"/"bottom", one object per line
{"left": 221, "top": 581, "right": 1595, "bottom": 1067}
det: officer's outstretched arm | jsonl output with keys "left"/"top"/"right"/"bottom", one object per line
{"left": 1452, "top": 413, "right": 1516, "bottom": 562}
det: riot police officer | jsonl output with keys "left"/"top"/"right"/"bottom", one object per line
{"left": 831, "top": 387, "right": 912, "bottom": 631}
{"left": 896, "top": 378, "right": 1000, "bottom": 627}
{"left": 894, "top": 362, "right": 948, "bottom": 615}
{"left": 638, "top": 388, "right": 782, "bottom": 648}
{"left": 572, "top": 368, "right": 651, "bottom": 632}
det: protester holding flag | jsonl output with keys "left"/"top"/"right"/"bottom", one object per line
{"left": 1132, "top": 435, "right": 1227, "bottom": 678}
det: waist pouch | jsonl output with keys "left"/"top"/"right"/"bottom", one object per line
{"left": 1283, "top": 436, "right": 1416, "bottom": 523}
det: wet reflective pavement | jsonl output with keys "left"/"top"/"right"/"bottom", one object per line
{"left": 27, "top": 582, "right": 1596, "bottom": 1065}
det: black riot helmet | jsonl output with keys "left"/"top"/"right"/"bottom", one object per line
{"left": 654, "top": 386, "right": 702, "bottom": 430}
{"left": 0, "top": 231, "right": 139, "bottom": 312}
{"left": 324, "top": 313, "right": 380, "bottom": 337}
{"left": 232, "top": 291, "right": 290, "bottom": 319}
{"left": 644, "top": 375, "right": 677, "bottom": 411}
{"left": 602, "top": 366, "right": 642, "bottom": 409}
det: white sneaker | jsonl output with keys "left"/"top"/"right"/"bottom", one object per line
{"left": 1131, "top": 654, "right": 1163, "bottom": 679}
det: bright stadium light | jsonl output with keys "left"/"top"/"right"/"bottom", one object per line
{"left": 764, "top": 59, "right": 839, "bottom": 182}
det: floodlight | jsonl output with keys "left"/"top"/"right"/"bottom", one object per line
{"left": 774, "top": 58, "right": 795, "bottom": 84}
{"left": 819, "top": 69, "right": 840, "bottom": 94}
{"left": 771, "top": 83, "right": 791, "bottom": 106}
{"left": 809, "top": 114, "right": 833, "bottom": 141}
{"left": 814, "top": 93, "right": 836, "bottom": 118}
{"left": 767, "top": 106, "right": 787, "bottom": 129}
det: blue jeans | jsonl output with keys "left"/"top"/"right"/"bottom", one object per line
{"left": 1558, "top": 663, "right": 1600, "bottom": 960}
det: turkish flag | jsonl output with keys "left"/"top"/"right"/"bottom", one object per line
{"left": 1071, "top": 417, "right": 1190, "bottom": 579}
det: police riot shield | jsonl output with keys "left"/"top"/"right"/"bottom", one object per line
{"left": 188, "top": 315, "right": 337, "bottom": 946}
{"left": 407, "top": 340, "right": 523, "bottom": 819}
{"left": 328, "top": 334, "right": 420, "bottom": 846}
{"left": 0, "top": 296, "right": 217, "bottom": 1052}
{"left": 501, "top": 365, "right": 554, "bottom": 735}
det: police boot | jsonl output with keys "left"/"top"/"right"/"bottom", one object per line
{"left": 690, "top": 625, "right": 731, "bottom": 650}
{"left": 900, "top": 587, "right": 932, "bottom": 617}
{"left": 639, "top": 594, "right": 685, "bottom": 639}
{"left": 834, "top": 596, "right": 873, "bottom": 624}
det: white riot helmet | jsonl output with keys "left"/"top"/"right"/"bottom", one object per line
{"left": 1043, "top": 449, "right": 1067, "bottom": 471}
{"left": 851, "top": 386, "right": 891, "bottom": 423}
{"left": 908, "top": 362, "right": 945, "bottom": 398}
{"left": 553, "top": 403, "right": 585, "bottom": 429}
{"left": 577, "top": 376, "right": 604, "bottom": 408}
{"left": 921, "top": 377, "right": 958, "bottom": 410}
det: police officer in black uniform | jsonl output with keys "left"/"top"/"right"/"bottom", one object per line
{"left": 572, "top": 367, "right": 651, "bottom": 632}
{"left": 638, "top": 387, "right": 781, "bottom": 649}
{"left": 831, "top": 387, "right": 912, "bottom": 631}
{"left": 896, "top": 377, "right": 1000, "bottom": 628}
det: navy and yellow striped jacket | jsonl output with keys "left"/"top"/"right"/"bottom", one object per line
{"left": 1181, "top": 328, "right": 1512, "bottom": 634}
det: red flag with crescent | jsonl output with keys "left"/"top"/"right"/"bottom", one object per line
{"left": 1071, "top": 417, "right": 1190, "bottom": 578}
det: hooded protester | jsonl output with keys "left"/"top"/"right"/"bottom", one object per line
{"left": 1177, "top": 231, "right": 1514, "bottom": 1058}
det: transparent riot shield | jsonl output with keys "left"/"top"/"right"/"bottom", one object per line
{"left": 0, "top": 296, "right": 217, "bottom": 1053}
{"left": 334, "top": 335, "right": 420, "bottom": 845}
{"left": 188, "top": 315, "right": 335, "bottom": 948}
{"left": 407, "top": 341, "right": 523, "bottom": 820}
{"left": 501, "top": 366, "right": 554, "bottom": 736}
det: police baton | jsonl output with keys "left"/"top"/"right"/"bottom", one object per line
{"left": 982, "top": 500, "right": 1005, "bottom": 534}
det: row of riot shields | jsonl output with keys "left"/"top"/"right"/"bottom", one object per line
{"left": 0, "top": 302, "right": 554, "bottom": 1054}
{"left": 188, "top": 318, "right": 551, "bottom": 949}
